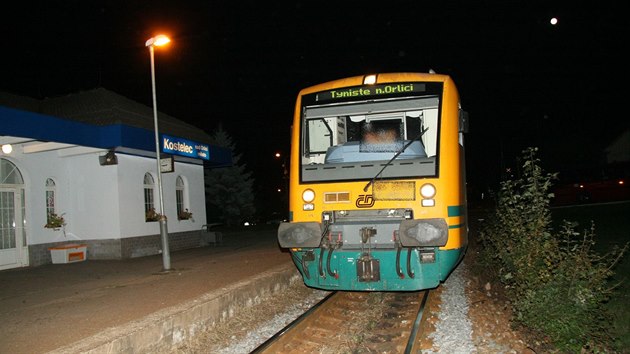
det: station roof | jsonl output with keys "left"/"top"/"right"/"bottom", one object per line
{"left": 0, "top": 89, "right": 231, "bottom": 167}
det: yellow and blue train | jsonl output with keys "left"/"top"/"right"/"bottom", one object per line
{"left": 278, "top": 72, "right": 468, "bottom": 291}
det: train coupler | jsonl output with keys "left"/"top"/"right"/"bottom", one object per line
{"left": 356, "top": 253, "right": 380, "bottom": 282}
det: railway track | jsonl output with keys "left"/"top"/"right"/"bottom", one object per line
{"left": 252, "top": 290, "right": 431, "bottom": 353}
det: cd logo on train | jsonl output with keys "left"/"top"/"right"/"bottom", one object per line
{"left": 356, "top": 194, "right": 375, "bottom": 208}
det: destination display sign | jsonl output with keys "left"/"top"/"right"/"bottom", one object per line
{"left": 162, "top": 134, "right": 210, "bottom": 160}
{"left": 315, "top": 82, "right": 426, "bottom": 102}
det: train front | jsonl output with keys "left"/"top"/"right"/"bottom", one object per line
{"left": 278, "top": 73, "right": 468, "bottom": 291}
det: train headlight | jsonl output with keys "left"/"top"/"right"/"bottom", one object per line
{"left": 302, "top": 189, "right": 315, "bottom": 203}
{"left": 363, "top": 74, "right": 377, "bottom": 85}
{"left": 420, "top": 183, "right": 436, "bottom": 207}
{"left": 422, "top": 199, "right": 435, "bottom": 207}
{"left": 302, "top": 189, "right": 315, "bottom": 210}
{"left": 420, "top": 183, "right": 436, "bottom": 198}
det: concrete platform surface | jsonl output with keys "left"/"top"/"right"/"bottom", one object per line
{"left": 0, "top": 226, "right": 298, "bottom": 354}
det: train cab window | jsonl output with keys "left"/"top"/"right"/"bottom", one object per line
{"left": 306, "top": 118, "right": 333, "bottom": 154}
{"left": 301, "top": 95, "right": 439, "bottom": 181}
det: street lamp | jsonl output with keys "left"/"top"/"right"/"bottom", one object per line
{"left": 146, "top": 34, "right": 172, "bottom": 271}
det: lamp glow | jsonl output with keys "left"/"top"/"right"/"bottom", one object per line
{"left": 145, "top": 35, "right": 171, "bottom": 47}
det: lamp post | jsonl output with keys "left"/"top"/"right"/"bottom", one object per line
{"left": 146, "top": 34, "right": 172, "bottom": 271}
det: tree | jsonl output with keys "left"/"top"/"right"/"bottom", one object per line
{"left": 204, "top": 126, "right": 256, "bottom": 226}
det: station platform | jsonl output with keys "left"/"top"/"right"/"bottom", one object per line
{"left": 0, "top": 226, "right": 298, "bottom": 353}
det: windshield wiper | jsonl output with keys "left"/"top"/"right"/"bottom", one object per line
{"left": 363, "top": 126, "right": 429, "bottom": 192}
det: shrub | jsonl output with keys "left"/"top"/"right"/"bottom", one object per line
{"left": 478, "top": 147, "right": 627, "bottom": 352}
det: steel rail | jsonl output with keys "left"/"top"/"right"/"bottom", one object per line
{"left": 250, "top": 291, "right": 337, "bottom": 353}
{"left": 251, "top": 289, "right": 430, "bottom": 353}
{"left": 404, "top": 290, "right": 430, "bottom": 353}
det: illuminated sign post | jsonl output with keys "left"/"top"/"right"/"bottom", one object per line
{"left": 162, "top": 135, "right": 210, "bottom": 160}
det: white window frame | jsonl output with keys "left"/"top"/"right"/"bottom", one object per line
{"left": 144, "top": 173, "right": 156, "bottom": 222}
{"left": 176, "top": 176, "right": 189, "bottom": 220}
{"left": 45, "top": 178, "right": 56, "bottom": 224}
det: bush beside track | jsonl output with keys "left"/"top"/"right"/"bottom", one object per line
{"left": 476, "top": 147, "right": 628, "bottom": 353}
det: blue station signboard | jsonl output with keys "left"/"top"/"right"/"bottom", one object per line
{"left": 161, "top": 134, "right": 210, "bottom": 160}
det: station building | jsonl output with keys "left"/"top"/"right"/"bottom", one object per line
{"left": 0, "top": 88, "right": 231, "bottom": 270}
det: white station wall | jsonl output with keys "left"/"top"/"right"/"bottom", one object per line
{"left": 116, "top": 153, "right": 207, "bottom": 238}
{"left": 11, "top": 147, "right": 207, "bottom": 246}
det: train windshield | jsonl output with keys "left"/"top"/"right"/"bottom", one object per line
{"left": 301, "top": 95, "right": 440, "bottom": 183}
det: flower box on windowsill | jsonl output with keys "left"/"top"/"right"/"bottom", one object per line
{"left": 49, "top": 244, "right": 87, "bottom": 264}
{"left": 45, "top": 212, "right": 66, "bottom": 229}
{"left": 178, "top": 210, "right": 193, "bottom": 221}
{"left": 145, "top": 208, "right": 163, "bottom": 222}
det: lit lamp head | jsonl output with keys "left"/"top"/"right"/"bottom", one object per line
{"left": 145, "top": 35, "right": 171, "bottom": 48}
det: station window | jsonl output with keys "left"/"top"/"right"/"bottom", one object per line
{"left": 45, "top": 178, "right": 56, "bottom": 224}
{"left": 176, "top": 176, "right": 190, "bottom": 220}
{"left": 144, "top": 173, "right": 157, "bottom": 222}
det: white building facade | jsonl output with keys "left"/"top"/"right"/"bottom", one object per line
{"left": 0, "top": 89, "right": 231, "bottom": 270}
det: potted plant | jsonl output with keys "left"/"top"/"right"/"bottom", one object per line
{"left": 178, "top": 209, "right": 193, "bottom": 221}
{"left": 45, "top": 212, "right": 66, "bottom": 229}
{"left": 145, "top": 208, "right": 162, "bottom": 222}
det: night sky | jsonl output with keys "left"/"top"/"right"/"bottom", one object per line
{"left": 2, "top": 1, "right": 627, "bottom": 211}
